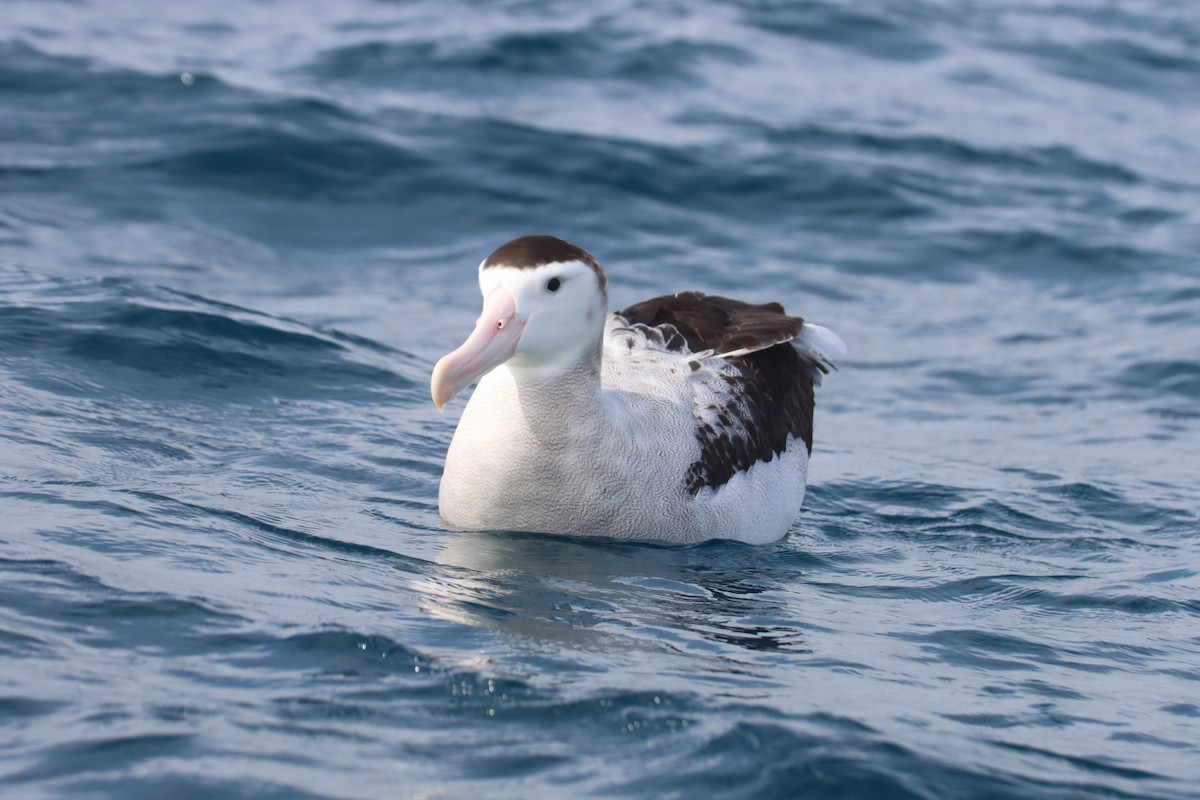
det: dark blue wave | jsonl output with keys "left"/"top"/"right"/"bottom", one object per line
{"left": 310, "top": 30, "right": 752, "bottom": 87}
{"left": 0, "top": 271, "right": 417, "bottom": 401}
{"left": 741, "top": 1, "right": 946, "bottom": 62}
{"left": 3, "top": 36, "right": 1182, "bottom": 281}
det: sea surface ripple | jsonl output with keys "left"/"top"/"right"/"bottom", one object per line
{"left": 2, "top": 1, "right": 1199, "bottom": 798}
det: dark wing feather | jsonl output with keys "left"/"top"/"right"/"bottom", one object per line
{"left": 616, "top": 292, "right": 818, "bottom": 495}
{"left": 618, "top": 291, "right": 803, "bottom": 356}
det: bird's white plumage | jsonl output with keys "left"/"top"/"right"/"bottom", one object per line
{"left": 433, "top": 238, "right": 844, "bottom": 544}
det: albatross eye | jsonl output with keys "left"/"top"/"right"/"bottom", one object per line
{"left": 546, "top": 277, "right": 562, "bottom": 293}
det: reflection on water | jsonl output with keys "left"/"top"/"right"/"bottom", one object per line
{"left": 423, "top": 533, "right": 811, "bottom": 667}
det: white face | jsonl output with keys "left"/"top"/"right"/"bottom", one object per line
{"left": 479, "top": 260, "right": 607, "bottom": 372}
{"left": 430, "top": 258, "right": 607, "bottom": 410}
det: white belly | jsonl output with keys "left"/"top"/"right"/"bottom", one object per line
{"left": 438, "top": 367, "right": 809, "bottom": 544}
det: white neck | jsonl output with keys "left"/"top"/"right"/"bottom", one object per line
{"left": 508, "top": 338, "right": 603, "bottom": 421}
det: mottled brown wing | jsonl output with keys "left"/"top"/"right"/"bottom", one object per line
{"left": 615, "top": 292, "right": 817, "bottom": 494}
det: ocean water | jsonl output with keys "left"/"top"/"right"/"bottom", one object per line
{"left": 2, "top": 0, "right": 1199, "bottom": 797}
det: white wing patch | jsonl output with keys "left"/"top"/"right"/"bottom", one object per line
{"left": 603, "top": 317, "right": 746, "bottom": 414}
{"left": 794, "top": 323, "right": 847, "bottom": 385}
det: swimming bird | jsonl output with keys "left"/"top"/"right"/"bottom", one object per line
{"left": 430, "top": 236, "right": 845, "bottom": 544}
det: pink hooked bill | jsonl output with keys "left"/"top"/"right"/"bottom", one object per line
{"left": 430, "top": 287, "right": 525, "bottom": 411}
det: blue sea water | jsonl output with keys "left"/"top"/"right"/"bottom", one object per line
{"left": 2, "top": 0, "right": 1199, "bottom": 797}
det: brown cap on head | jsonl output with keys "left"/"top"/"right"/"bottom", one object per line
{"left": 482, "top": 235, "right": 606, "bottom": 292}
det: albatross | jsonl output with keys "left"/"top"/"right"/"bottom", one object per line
{"left": 430, "top": 235, "right": 845, "bottom": 544}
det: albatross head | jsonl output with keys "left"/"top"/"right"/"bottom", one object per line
{"left": 431, "top": 235, "right": 608, "bottom": 411}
